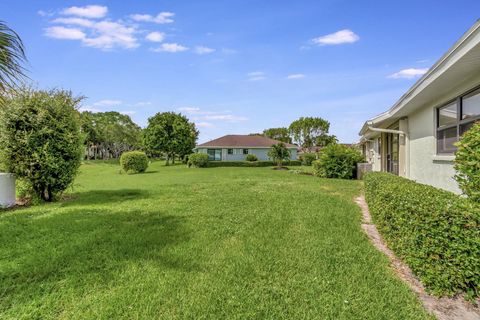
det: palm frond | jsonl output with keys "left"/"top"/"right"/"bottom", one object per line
{"left": 0, "top": 21, "right": 27, "bottom": 93}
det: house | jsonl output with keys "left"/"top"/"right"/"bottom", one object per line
{"left": 194, "top": 135, "right": 298, "bottom": 161}
{"left": 359, "top": 20, "right": 480, "bottom": 193}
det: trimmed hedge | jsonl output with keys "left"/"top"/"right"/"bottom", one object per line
{"left": 300, "top": 153, "right": 317, "bottom": 166}
{"left": 208, "top": 160, "right": 301, "bottom": 168}
{"left": 364, "top": 172, "right": 480, "bottom": 298}
{"left": 120, "top": 151, "right": 149, "bottom": 174}
{"left": 188, "top": 153, "right": 209, "bottom": 168}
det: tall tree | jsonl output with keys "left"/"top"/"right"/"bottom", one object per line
{"left": 0, "top": 21, "right": 27, "bottom": 94}
{"left": 263, "top": 127, "right": 292, "bottom": 143}
{"left": 143, "top": 112, "right": 198, "bottom": 165}
{"left": 288, "top": 117, "right": 336, "bottom": 151}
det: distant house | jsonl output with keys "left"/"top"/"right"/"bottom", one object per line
{"left": 194, "top": 135, "right": 298, "bottom": 161}
{"left": 359, "top": 20, "right": 480, "bottom": 193}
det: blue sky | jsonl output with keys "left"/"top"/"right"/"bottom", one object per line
{"left": 2, "top": 1, "right": 480, "bottom": 143}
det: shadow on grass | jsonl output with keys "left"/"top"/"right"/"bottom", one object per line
{"left": 0, "top": 206, "right": 195, "bottom": 305}
{"left": 62, "top": 189, "right": 151, "bottom": 207}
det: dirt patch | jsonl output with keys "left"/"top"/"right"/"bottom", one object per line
{"left": 354, "top": 196, "right": 480, "bottom": 320}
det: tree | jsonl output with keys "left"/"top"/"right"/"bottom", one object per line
{"left": 143, "top": 112, "right": 198, "bottom": 165}
{"left": 80, "top": 111, "right": 142, "bottom": 160}
{"left": 268, "top": 143, "right": 291, "bottom": 168}
{"left": 0, "top": 21, "right": 27, "bottom": 94}
{"left": 288, "top": 117, "right": 336, "bottom": 151}
{"left": 0, "top": 88, "right": 83, "bottom": 201}
{"left": 263, "top": 127, "right": 292, "bottom": 143}
{"left": 454, "top": 122, "right": 480, "bottom": 201}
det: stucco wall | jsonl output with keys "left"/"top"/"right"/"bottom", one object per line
{"left": 196, "top": 148, "right": 297, "bottom": 161}
{"left": 408, "top": 103, "right": 461, "bottom": 193}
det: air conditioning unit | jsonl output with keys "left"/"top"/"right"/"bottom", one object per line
{"left": 0, "top": 173, "right": 16, "bottom": 208}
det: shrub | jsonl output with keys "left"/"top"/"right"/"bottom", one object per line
{"left": 0, "top": 88, "right": 83, "bottom": 201}
{"left": 300, "top": 153, "right": 316, "bottom": 166}
{"left": 120, "top": 151, "right": 148, "bottom": 174}
{"left": 455, "top": 121, "right": 480, "bottom": 201}
{"left": 208, "top": 160, "right": 301, "bottom": 168}
{"left": 245, "top": 154, "right": 258, "bottom": 162}
{"left": 313, "top": 144, "right": 363, "bottom": 179}
{"left": 188, "top": 153, "right": 209, "bottom": 168}
{"left": 364, "top": 172, "right": 480, "bottom": 298}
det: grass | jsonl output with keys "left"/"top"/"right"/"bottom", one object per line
{"left": 0, "top": 161, "right": 431, "bottom": 319}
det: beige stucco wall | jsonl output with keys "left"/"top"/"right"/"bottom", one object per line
{"left": 407, "top": 101, "right": 461, "bottom": 193}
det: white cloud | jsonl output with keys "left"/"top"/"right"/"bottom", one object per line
{"left": 179, "top": 107, "right": 247, "bottom": 123}
{"left": 78, "top": 106, "right": 102, "bottom": 113}
{"left": 287, "top": 74, "right": 305, "bottom": 79}
{"left": 120, "top": 111, "right": 136, "bottom": 115}
{"left": 44, "top": 26, "right": 86, "bottom": 40}
{"left": 152, "top": 43, "right": 189, "bottom": 53}
{"left": 389, "top": 68, "right": 428, "bottom": 79}
{"left": 93, "top": 99, "right": 122, "bottom": 106}
{"left": 133, "top": 101, "right": 152, "bottom": 106}
{"left": 195, "top": 46, "right": 215, "bottom": 54}
{"left": 247, "top": 71, "right": 266, "bottom": 81}
{"left": 130, "top": 12, "right": 174, "bottom": 24}
{"left": 52, "top": 17, "right": 95, "bottom": 28}
{"left": 145, "top": 31, "right": 165, "bottom": 42}
{"left": 195, "top": 122, "right": 214, "bottom": 128}
{"left": 61, "top": 5, "right": 108, "bottom": 19}
{"left": 312, "top": 29, "right": 359, "bottom": 46}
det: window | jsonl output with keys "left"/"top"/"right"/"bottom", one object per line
{"left": 207, "top": 149, "right": 222, "bottom": 161}
{"left": 436, "top": 87, "right": 480, "bottom": 154}
{"left": 227, "top": 148, "right": 233, "bottom": 155}
{"left": 243, "top": 149, "right": 249, "bottom": 155}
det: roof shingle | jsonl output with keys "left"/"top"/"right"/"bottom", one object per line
{"left": 197, "top": 135, "right": 297, "bottom": 148}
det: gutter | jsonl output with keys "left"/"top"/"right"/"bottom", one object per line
{"left": 367, "top": 126, "right": 406, "bottom": 136}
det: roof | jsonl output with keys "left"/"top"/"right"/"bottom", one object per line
{"left": 359, "top": 19, "right": 480, "bottom": 137}
{"left": 196, "top": 135, "right": 297, "bottom": 148}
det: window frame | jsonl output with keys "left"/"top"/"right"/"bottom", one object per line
{"left": 242, "top": 148, "right": 249, "bottom": 155}
{"left": 436, "top": 85, "right": 480, "bottom": 154}
{"left": 227, "top": 148, "right": 233, "bottom": 155}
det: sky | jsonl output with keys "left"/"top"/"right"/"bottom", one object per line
{"left": 1, "top": 1, "right": 480, "bottom": 143}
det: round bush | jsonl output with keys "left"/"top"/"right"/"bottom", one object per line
{"left": 188, "top": 153, "right": 209, "bottom": 168}
{"left": 120, "top": 151, "right": 148, "bottom": 174}
{"left": 455, "top": 121, "right": 480, "bottom": 201}
{"left": 300, "top": 153, "right": 316, "bottom": 166}
{"left": 313, "top": 144, "right": 364, "bottom": 179}
{"left": 245, "top": 154, "right": 258, "bottom": 162}
{"left": 0, "top": 88, "right": 83, "bottom": 202}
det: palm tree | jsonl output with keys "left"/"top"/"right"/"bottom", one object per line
{"left": 0, "top": 21, "right": 27, "bottom": 93}
{"left": 268, "top": 142, "right": 291, "bottom": 168}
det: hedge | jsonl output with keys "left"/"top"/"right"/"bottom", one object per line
{"left": 187, "top": 153, "right": 209, "bottom": 168}
{"left": 364, "top": 172, "right": 480, "bottom": 298}
{"left": 120, "top": 151, "right": 149, "bottom": 174}
{"left": 208, "top": 160, "right": 301, "bottom": 168}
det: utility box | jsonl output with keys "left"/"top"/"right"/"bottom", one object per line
{"left": 0, "top": 173, "right": 16, "bottom": 208}
{"left": 357, "top": 163, "right": 372, "bottom": 180}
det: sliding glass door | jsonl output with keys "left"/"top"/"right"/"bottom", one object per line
{"left": 207, "top": 149, "right": 222, "bottom": 161}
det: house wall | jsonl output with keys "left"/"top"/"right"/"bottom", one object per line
{"left": 196, "top": 148, "right": 297, "bottom": 161}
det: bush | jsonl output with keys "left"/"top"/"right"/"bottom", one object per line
{"left": 364, "top": 172, "right": 480, "bottom": 298}
{"left": 455, "top": 121, "right": 480, "bottom": 201}
{"left": 0, "top": 88, "right": 83, "bottom": 202}
{"left": 120, "top": 151, "right": 148, "bottom": 174}
{"left": 268, "top": 143, "right": 291, "bottom": 167}
{"left": 245, "top": 154, "right": 258, "bottom": 162}
{"left": 188, "top": 153, "right": 209, "bottom": 168}
{"left": 300, "top": 153, "right": 316, "bottom": 166}
{"left": 312, "top": 144, "right": 363, "bottom": 179}
{"left": 208, "top": 160, "right": 301, "bottom": 168}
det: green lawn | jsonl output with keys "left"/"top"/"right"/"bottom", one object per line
{"left": 0, "top": 161, "right": 430, "bottom": 319}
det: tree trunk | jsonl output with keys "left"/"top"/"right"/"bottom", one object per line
{"left": 165, "top": 153, "right": 170, "bottom": 166}
{"left": 171, "top": 153, "right": 175, "bottom": 165}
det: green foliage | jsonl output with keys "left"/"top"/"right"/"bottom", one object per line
{"left": 288, "top": 117, "right": 337, "bottom": 150}
{"left": 120, "top": 151, "right": 148, "bottom": 174}
{"left": 455, "top": 121, "right": 480, "bottom": 201}
{"left": 0, "top": 88, "right": 83, "bottom": 201}
{"left": 364, "top": 172, "right": 480, "bottom": 298}
{"left": 313, "top": 144, "right": 363, "bottom": 179}
{"left": 143, "top": 112, "right": 198, "bottom": 165}
{"left": 268, "top": 143, "right": 291, "bottom": 167}
{"left": 0, "top": 21, "right": 27, "bottom": 93}
{"left": 208, "top": 160, "right": 301, "bottom": 167}
{"left": 187, "top": 153, "right": 209, "bottom": 168}
{"left": 80, "top": 111, "right": 142, "bottom": 160}
{"left": 263, "top": 127, "right": 292, "bottom": 143}
{"left": 245, "top": 154, "right": 258, "bottom": 162}
{"left": 300, "top": 153, "right": 316, "bottom": 166}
